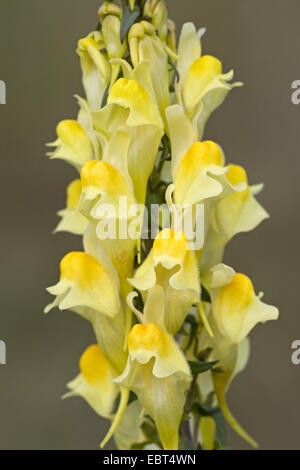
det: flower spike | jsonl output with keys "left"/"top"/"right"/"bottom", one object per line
{"left": 45, "top": 0, "right": 279, "bottom": 451}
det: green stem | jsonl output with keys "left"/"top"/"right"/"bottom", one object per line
{"left": 185, "top": 374, "right": 198, "bottom": 415}
{"left": 180, "top": 373, "right": 198, "bottom": 448}
{"left": 180, "top": 420, "right": 193, "bottom": 445}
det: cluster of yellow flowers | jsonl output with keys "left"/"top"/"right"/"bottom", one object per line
{"left": 45, "top": 0, "right": 279, "bottom": 450}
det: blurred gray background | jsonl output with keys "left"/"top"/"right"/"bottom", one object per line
{"left": 0, "top": 0, "right": 299, "bottom": 450}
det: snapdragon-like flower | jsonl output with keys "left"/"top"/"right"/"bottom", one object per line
{"left": 92, "top": 72, "right": 164, "bottom": 205}
{"left": 115, "top": 287, "right": 191, "bottom": 450}
{"left": 77, "top": 33, "right": 111, "bottom": 111}
{"left": 45, "top": 251, "right": 120, "bottom": 318}
{"left": 55, "top": 179, "right": 89, "bottom": 235}
{"left": 201, "top": 165, "right": 269, "bottom": 271}
{"left": 79, "top": 157, "right": 137, "bottom": 290}
{"left": 46, "top": 0, "right": 279, "bottom": 451}
{"left": 166, "top": 105, "right": 246, "bottom": 207}
{"left": 176, "top": 22, "right": 242, "bottom": 139}
{"left": 64, "top": 344, "right": 119, "bottom": 418}
{"left": 130, "top": 229, "right": 200, "bottom": 335}
{"left": 143, "top": 0, "right": 168, "bottom": 42}
{"left": 45, "top": 250, "right": 128, "bottom": 373}
{"left": 210, "top": 266, "right": 279, "bottom": 345}
{"left": 47, "top": 120, "right": 93, "bottom": 170}
{"left": 128, "top": 21, "right": 170, "bottom": 119}
{"left": 197, "top": 264, "right": 278, "bottom": 447}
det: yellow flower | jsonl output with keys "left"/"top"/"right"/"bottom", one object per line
{"left": 198, "top": 327, "right": 255, "bottom": 447}
{"left": 143, "top": 1, "right": 168, "bottom": 41}
{"left": 214, "top": 165, "right": 269, "bottom": 239}
{"left": 176, "top": 23, "right": 242, "bottom": 139}
{"left": 211, "top": 271, "right": 279, "bottom": 344}
{"left": 130, "top": 229, "right": 200, "bottom": 334}
{"left": 80, "top": 159, "right": 135, "bottom": 218}
{"left": 128, "top": 21, "right": 170, "bottom": 118}
{"left": 176, "top": 23, "right": 205, "bottom": 88}
{"left": 54, "top": 179, "right": 89, "bottom": 235}
{"left": 99, "top": 4, "right": 126, "bottom": 60}
{"left": 108, "top": 77, "right": 163, "bottom": 128}
{"left": 201, "top": 165, "right": 269, "bottom": 271}
{"left": 64, "top": 345, "right": 118, "bottom": 418}
{"left": 47, "top": 119, "right": 93, "bottom": 171}
{"left": 79, "top": 157, "right": 137, "bottom": 287}
{"left": 174, "top": 141, "right": 225, "bottom": 205}
{"left": 77, "top": 32, "right": 111, "bottom": 111}
{"left": 45, "top": 0, "right": 280, "bottom": 452}
{"left": 44, "top": 251, "right": 120, "bottom": 318}
{"left": 197, "top": 263, "right": 278, "bottom": 447}
{"left": 166, "top": 106, "right": 247, "bottom": 210}
{"left": 115, "top": 298, "right": 191, "bottom": 450}
{"left": 98, "top": 3, "right": 127, "bottom": 86}
{"left": 45, "top": 249, "right": 128, "bottom": 373}
{"left": 92, "top": 72, "right": 164, "bottom": 205}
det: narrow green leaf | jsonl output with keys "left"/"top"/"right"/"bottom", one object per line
{"left": 213, "top": 409, "right": 228, "bottom": 450}
{"left": 188, "top": 360, "right": 219, "bottom": 375}
{"left": 120, "top": 5, "right": 141, "bottom": 42}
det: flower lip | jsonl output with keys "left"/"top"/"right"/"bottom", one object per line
{"left": 66, "top": 179, "right": 82, "bottom": 209}
{"left": 178, "top": 141, "right": 224, "bottom": 172}
{"left": 152, "top": 229, "right": 188, "bottom": 262}
{"left": 60, "top": 252, "right": 108, "bottom": 289}
{"left": 56, "top": 120, "right": 89, "bottom": 151}
{"left": 128, "top": 323, "right": 166, "bottom": 356}
{"left": 79, "top": 344, "right": 111, "bottom": 384}
{"left": 212, "top": 271, "right": 279, "bottom": 344}
{"left": 219, "top": 273, "right": 255, "bottom": 312}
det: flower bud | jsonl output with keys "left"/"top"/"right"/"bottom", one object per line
{"left": 167, "top": 19, "right": 176, "bottom": 51}
{"left": 101, "top": 14, "right": 127, "bottom": 60}
{"left": 77, "top": 33, "right": 111, "bottom": 110}
{"left": 128, "top": 21, "right": 170, "bottom": 115}
{"left": 98, "top": 2, "right": 122, "bottom": 21}
{"left": 144, "top": 0, "right": 168, "bottom": 41}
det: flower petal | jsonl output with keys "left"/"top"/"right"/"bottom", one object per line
{"left": 108, "top": 78, "right": 164, "bottom": 128}
{"left": 166, "top": 104, "right": 197, "bottom": 181}
{"left": 77, "top": 34, "right": 111, "bottom": 111}
{"left": 47, "top": 120, "right": 93, "bottom": 170}
{"left": 54, "top": 179, "right": 89, "bottom": 235}
{"left": 211, "top": 272, "right": 279, "bottom": 343}
{"left": 45, "top": 252, "right": 120, "bottom": 318}
{"left": 64, "top": 344, "right": 118, "bottom": 418}
{"left": 130, "top": 230, "right": 200, "bottom": 334}
{"left": 115, "top": 322, "right": 191, "bottom": 450}
{"left": 174, "top": 141, "right": 227, "bottom": 205}
{"left": 177, "top": 23, "right": 203, "bottom": 84}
